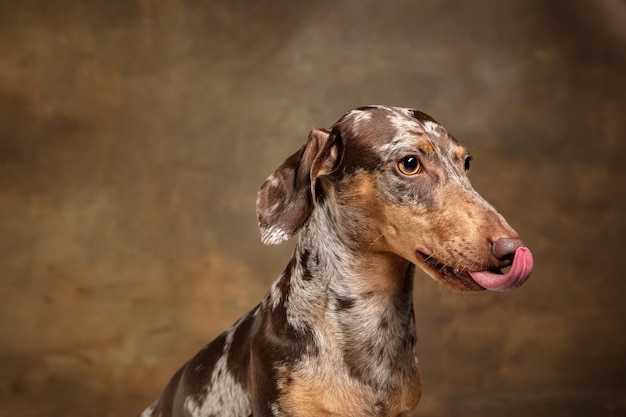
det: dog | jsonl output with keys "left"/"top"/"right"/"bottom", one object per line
{"left": 140, "top": 105, "right": 534, "bottom": 417}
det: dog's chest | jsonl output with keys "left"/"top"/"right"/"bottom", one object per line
{"left": 269, "top": 321, "right": 421, "bottom": 417}
{"left": 275, "top": 363, "right": 420, "bottom": 417}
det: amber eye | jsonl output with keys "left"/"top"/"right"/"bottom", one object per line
{"left": 397, "top": 156, "right": 421, "bottom": 176}
{"left": 464, "top": 156, "right": 472, "bottom": 174}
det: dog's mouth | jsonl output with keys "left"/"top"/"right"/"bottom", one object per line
{"left": 415, "top": 247, "right": 534, "bottom": 292}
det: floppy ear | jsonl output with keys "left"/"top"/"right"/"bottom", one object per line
{"left": 256, "top": 127, "right": 342, "bottom": 245}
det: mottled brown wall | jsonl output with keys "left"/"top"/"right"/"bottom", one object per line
{"left": 0, "top": 1, "right": 624, "bottom": 416}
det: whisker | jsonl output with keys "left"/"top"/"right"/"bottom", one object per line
{"left": 366, "top": 233, "right": 386, "bottom": 255}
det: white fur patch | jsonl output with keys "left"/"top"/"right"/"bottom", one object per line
{"left": 348, "top": 109, "right": 372, "bottom": 125}
{"left": 139, "top": 402, "right": 156, "bottom": 417}
{"left": 376, "top": 109, "right": 446, "bottom": 159}
{"left": 184, "top": 330, "right": 251, "bottom": 417}
{"left": 387, "top": 110, "right": 421, "bottom": 133}
{"left": 422, "top": 120, "right": 443, "bottom": 137}
{"left": 268, "top": 272, "right": 286, "bottom": 309}
{"left": 266, "top": 173, "right": 281, "bottom": 187}
{"left": 377, "top": 135, "right": 407, "bottom": 157}
{"left": 261, "top": 225, "right": 290, "bottom": 245}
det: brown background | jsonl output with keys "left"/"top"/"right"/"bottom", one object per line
{"left": 1, "top": 1, "right": 625, "bottom": 416}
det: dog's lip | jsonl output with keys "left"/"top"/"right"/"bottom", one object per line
{"left": 414, "top": 250, "right": 485, "bottom": 290}
{"left": 414, "top": 247, "right": 534, "bottom": 291}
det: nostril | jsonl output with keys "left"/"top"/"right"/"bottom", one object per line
{"left": 492, "top": 237, "right": 524, "bottom": 261}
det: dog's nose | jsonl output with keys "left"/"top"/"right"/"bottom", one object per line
{"left": 492, "top": 237, "right": 524, "bottom": 261}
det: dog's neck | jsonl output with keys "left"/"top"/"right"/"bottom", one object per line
{"left": 299, "top": 196, "right": 414, "bottom": 302}
{"left": 270, "top": 198, "right": 418, "bottom": 388}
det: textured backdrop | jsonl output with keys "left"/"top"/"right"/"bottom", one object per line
{"left": 0, "top": 1, "right": 624, "bottom": 416}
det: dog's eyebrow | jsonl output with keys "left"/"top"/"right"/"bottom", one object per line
{"left": 378, "top": 132, "right": 437, "bottom": 159}
{"left": 454, "top": 146, "right": 470, "bottom": 161}
{"left": 394, "top": 137, "right": 436, "bottom": 158}
{"left": 417, "top": 140, "right": 435, "bottom": 157}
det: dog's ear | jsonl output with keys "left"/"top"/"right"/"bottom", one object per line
{"left": 256, "top": 127, "right": 342, "bottom": 245}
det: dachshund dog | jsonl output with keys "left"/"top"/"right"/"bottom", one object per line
{"left": 140, "top": 105, "right": 534, "bottom": 417}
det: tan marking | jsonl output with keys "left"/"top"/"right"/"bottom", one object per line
{"left": 454, "top": 145, "right": 467, "bottom": 162}
{"left": 417, "top": 139, "right": 435, "bottom": 157}
{"left": 337, "top": 171, "right": 382, "bottom": 247}
{"left": 336, "top": 172, "right": 411, "bottom": 294}
{"left": 279, "top": 367, "right": 421, "bottom": 417}
{"left": 336, "top": 168, "right": 513, "bottom": 292}
{"left": 376, "top": 182, "right": 518, "bottom": 291}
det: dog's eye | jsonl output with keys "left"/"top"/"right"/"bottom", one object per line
{"left": 464, "top": 156, "right": 472, "bottom": 174}
{"left": 397, "top": 156, "right": 421, "bottom": 176}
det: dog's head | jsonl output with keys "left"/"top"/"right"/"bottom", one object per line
{"left": 256, "top": 106, "right": 533, "bottom": 292}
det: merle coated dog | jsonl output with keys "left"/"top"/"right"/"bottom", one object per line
{"left": 140, "top": 105, "right": 534, "bottom": 417}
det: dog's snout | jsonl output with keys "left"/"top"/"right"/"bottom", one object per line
{"left": 492, "top": 237, "right": 523, "bottom": 261}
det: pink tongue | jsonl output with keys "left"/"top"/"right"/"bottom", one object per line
{"left": 469, "top": 247, "right": 534, "bottom": 292}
